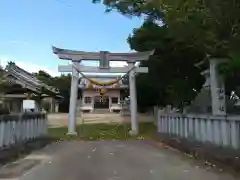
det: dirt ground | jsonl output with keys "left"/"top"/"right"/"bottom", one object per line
{"left": 47, "top": 113, "right": 154, "bottom": 128}
{"left": 155, "top": 133, "right": 240, "bottom": 176}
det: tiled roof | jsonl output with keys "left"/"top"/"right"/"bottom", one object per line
{"left": 5, "top": 63, "right": 59, "bottom": 94}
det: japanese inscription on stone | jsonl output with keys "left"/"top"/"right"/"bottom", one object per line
{"left": 218, "top": 87, "right": 226, "bottom": 112}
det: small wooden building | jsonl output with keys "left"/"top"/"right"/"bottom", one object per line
{"left": 0, "top": 62, "right": 61, "bottom": 113}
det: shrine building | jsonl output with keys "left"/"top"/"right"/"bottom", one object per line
{"left": 79, "top": 74, "right": 128, "bottom": 112}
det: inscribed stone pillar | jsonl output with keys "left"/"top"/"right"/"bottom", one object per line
{"left": 209, "top": 58, "right": 226, "bottom": 115}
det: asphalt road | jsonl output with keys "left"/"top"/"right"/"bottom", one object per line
{"left": 14, "top": 140, "right": 238, "bottom": 180}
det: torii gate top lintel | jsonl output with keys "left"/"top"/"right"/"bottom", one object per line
{"left": 52, "top": 46, "right": 154, "bottom": 62}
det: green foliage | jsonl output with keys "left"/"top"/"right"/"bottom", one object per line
{"left": 161, "top": 0, "right": 240, "bottom": 57}
{"left": 48, "top": 122, "right": 156, "bottom": 141}
{"left": 93, "top": 0, "right": 240, "bottom": 57}
{"left": 35, "top": 71, "right": 72, "bottom": 112}
{"left": 0, "top": 63, "right": 14, "bottom": 91}
{"left": 92, "top": 0, "right": 162, "bottom": 20}
{"left": 34, "top": 70, "right": 53, "bottom": 85}
{"left": 219, "top": 53, "right": 240, "bottom": 96}
{"left": 129, "top": 22, "right": 205, "bottom": 109}
{"left": 92, "top": 0, "right": 240, "bottom": 108}
{"left": 52, "top": 74, "right": 73, "bottom": 112}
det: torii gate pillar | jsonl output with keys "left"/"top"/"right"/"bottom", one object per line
{"left": 128, "top": 62, "right": 138, "bottom": 135}
{"left": 68, "top": 62, "right": 79, "bottom": 135}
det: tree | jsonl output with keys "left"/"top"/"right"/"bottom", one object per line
{"left": 93, "top": 0, "right": 240, "bottom": 58}
{"left": 0, "top": 66, "right": 10, "bottom": 90}
{"left": 129, "top": 21, "right": 205, "bottom": 110}
{"left": 34, "top": 70, "right": 53, "bottom": 85}
{"left": 92, "top": 0, "right": 161, "bottom": 20}
{"left": 35, "top": 71, "right": 72, "bottom": 112}
{"left": 93, "top": 0, "right": 240, "bottom": 101}
{"left": 219, "top": 53, "right": 240, "bottom": 96}
{"left": 51, "top": 74, "right": 72, "bottom": 112}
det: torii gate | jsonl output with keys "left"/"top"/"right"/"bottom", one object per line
{"left": 52, "top": 46, "right": 153, "bottom": 135}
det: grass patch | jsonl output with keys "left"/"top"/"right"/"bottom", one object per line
{"left": 48, "top": 122, "right": 157, "bottom": 141}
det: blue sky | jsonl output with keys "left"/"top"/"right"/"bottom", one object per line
{"left": 0, "top": 0, "right": 143, "bottom": 76}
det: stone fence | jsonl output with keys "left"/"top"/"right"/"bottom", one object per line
{"left": 0, "top": 113, "right": 47, "bottom": 148}
{"left": 155, "top": 109, "right": 240, "bottom": 149}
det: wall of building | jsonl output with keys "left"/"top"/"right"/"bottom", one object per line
{"left": 81, "top": 89, "right": 120, "bottom": 111}
{"left": 4, "top": 99, "right": 23, "bottom": 113}
{"left": 83, "top": 89, "right": 120, "bottom": 98}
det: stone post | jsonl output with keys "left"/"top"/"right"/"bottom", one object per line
{"left": 55, "top": 103, "right": 59, "bottom": 113}
{"left": 128, "top": 62, "right": 138, "bottom": 135}
{"left": 91, "top": 96, "right": 94, "bottom": 112}
{"left": 109, "top": 96, "right": 112, "bottom": 112}
{"left": 50, "top": 98, "right": 55, "bottom": 113}
{"left": 68, "top": 62, "right": 79, "bottom": 135}
{"left": 209, "top": 58, "right": 226, "bottom": 115}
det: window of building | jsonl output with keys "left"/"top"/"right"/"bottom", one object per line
{"left": 111, "top": 97, "right": 119, "bottom": 104}
{"left": 84, "top": 97, "right": 92, "bottom": 104}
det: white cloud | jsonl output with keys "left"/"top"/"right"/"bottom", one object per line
{"left": 16, "top": 61, "right": 60, "bottom": 77}
{"left": 0, "top": 57, "right": 60, "bottom": 77}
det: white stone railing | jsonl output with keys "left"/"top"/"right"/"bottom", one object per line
{"left": 0, "top": 113, "right": 47, "bottom": 148}
{"left": 157, "top": 111, "right": 240, "bottom": 149}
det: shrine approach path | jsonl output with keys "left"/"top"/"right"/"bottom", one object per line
{"left": 18, "top": 140, "right": 237, "bottom": 180}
